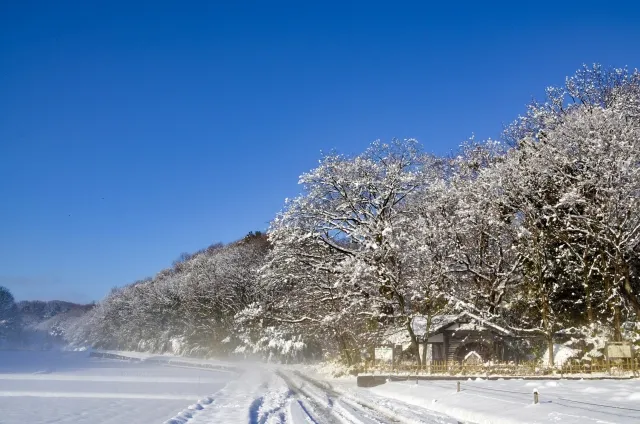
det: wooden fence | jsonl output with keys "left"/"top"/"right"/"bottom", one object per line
{"left": 362, "top": 358, "right": 639, "bottom": 377}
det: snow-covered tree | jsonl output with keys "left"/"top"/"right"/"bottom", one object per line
{"left": 81, "top": 234, "right": 270, "bottom": 355}
{"left": 498, "top": 65, "right": 640, "bottom": 363}
{"left": 77, "top": 64, "right": 640, "bottom": 367}
{"left": 257, "top": 139, "right": 440, "bottom": 363}
{"left": 0, "top": 286, "right": 19, "bottom": 343}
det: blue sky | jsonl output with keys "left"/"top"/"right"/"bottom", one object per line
{"left": 1, "top": 1, "right": 639, "bottom": 302}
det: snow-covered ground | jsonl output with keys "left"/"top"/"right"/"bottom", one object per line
{"left": 2, "top": 350, "right": 639, "bottom": 423}
{"left": 0, "top": 350, "right": 232, "bottom": 424}
{"left": 164, "top": 363, "right": 457, "bottom": 423}
{"left": 0, "top": 350, "right": 457, "bottom": 423}
{"left": 339, "top": 377, "right": 640, "bottom": 424}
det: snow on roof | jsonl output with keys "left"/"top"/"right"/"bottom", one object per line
{"left": 457, "top": 323, "right": 487, "bottom": 331}
{"left": 411, "top": 314, "right": 459, "bottom": 336}
{"left": 381, "top": 312, "right": 513, "bottom": 347}
{"left": 411, "top": 312, "right": 513, "bottom": 337}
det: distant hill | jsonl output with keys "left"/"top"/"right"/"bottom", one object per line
{"left": 16, "top": 300, "right": 94, "bottom": 349}
{"left": 17, "top": 300, "right": 92, "bottom": 326}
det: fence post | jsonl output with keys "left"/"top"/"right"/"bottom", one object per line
{"left": 533, "top": 389, "right": 539, "bottom": 405}
{"left": 457, "top": 381, "right": 461, "bottom": 393}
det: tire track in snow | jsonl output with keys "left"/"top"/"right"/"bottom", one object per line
{"left": 288, "top": 371, "right": 398, "bottom": 423}
{"left": 281, "top": 369, "right": 417, "bottom": 423}
{"left": 286, "top": 371, "right": 466, "bottom": 424}
{"left": 276, "top": 371, "right": 342, "bottom": 424}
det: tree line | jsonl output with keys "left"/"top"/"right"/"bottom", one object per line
{"left": 75, "top": 64, "right": 640, "bottom": 365}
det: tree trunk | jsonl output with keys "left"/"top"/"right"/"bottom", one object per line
{"left": 338, "top": 335, "right": 352, "bottom": 366}
{"left": 547, "top": 334, "right": 554, "bottom": 368}
{"left": 613, "top": 256, "right": 623, "bottom": 341}
{"left": 621, "top": 264, "right": 640, "bottom": 317}
{"left": 583, "top": 249, "right": 594, "bottom": 324}
{"left": 406, "top": 318, "right": 422, "bottom": 365}
{"left": 538, "top": 250, "right": 554, "bottom": 367}
{"left": 421, "top": 315, "right": 432, "bottom": 367}
{"left": 613, "top": 303, "right": 622, "bottom": 342}
{"left": 542, "top": 298, "right": 554, "bottom": 367}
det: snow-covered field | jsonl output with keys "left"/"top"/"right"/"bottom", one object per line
{"left": 0, "top": 350, "right": 232, "bottom": 424}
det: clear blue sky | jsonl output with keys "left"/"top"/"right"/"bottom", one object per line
{"left": 1, "top": 1, "right": 638, "bottom": 303}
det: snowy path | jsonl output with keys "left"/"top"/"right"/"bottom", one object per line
{"left": 278, "top": 370, "right": 459, "bottom": 424}
{"left": 172, "top": 366, "right": 460, "bottom": 424}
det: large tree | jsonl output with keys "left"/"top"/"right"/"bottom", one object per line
{"left": 258, "top": 139, "right": 442, "bottom": 363}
